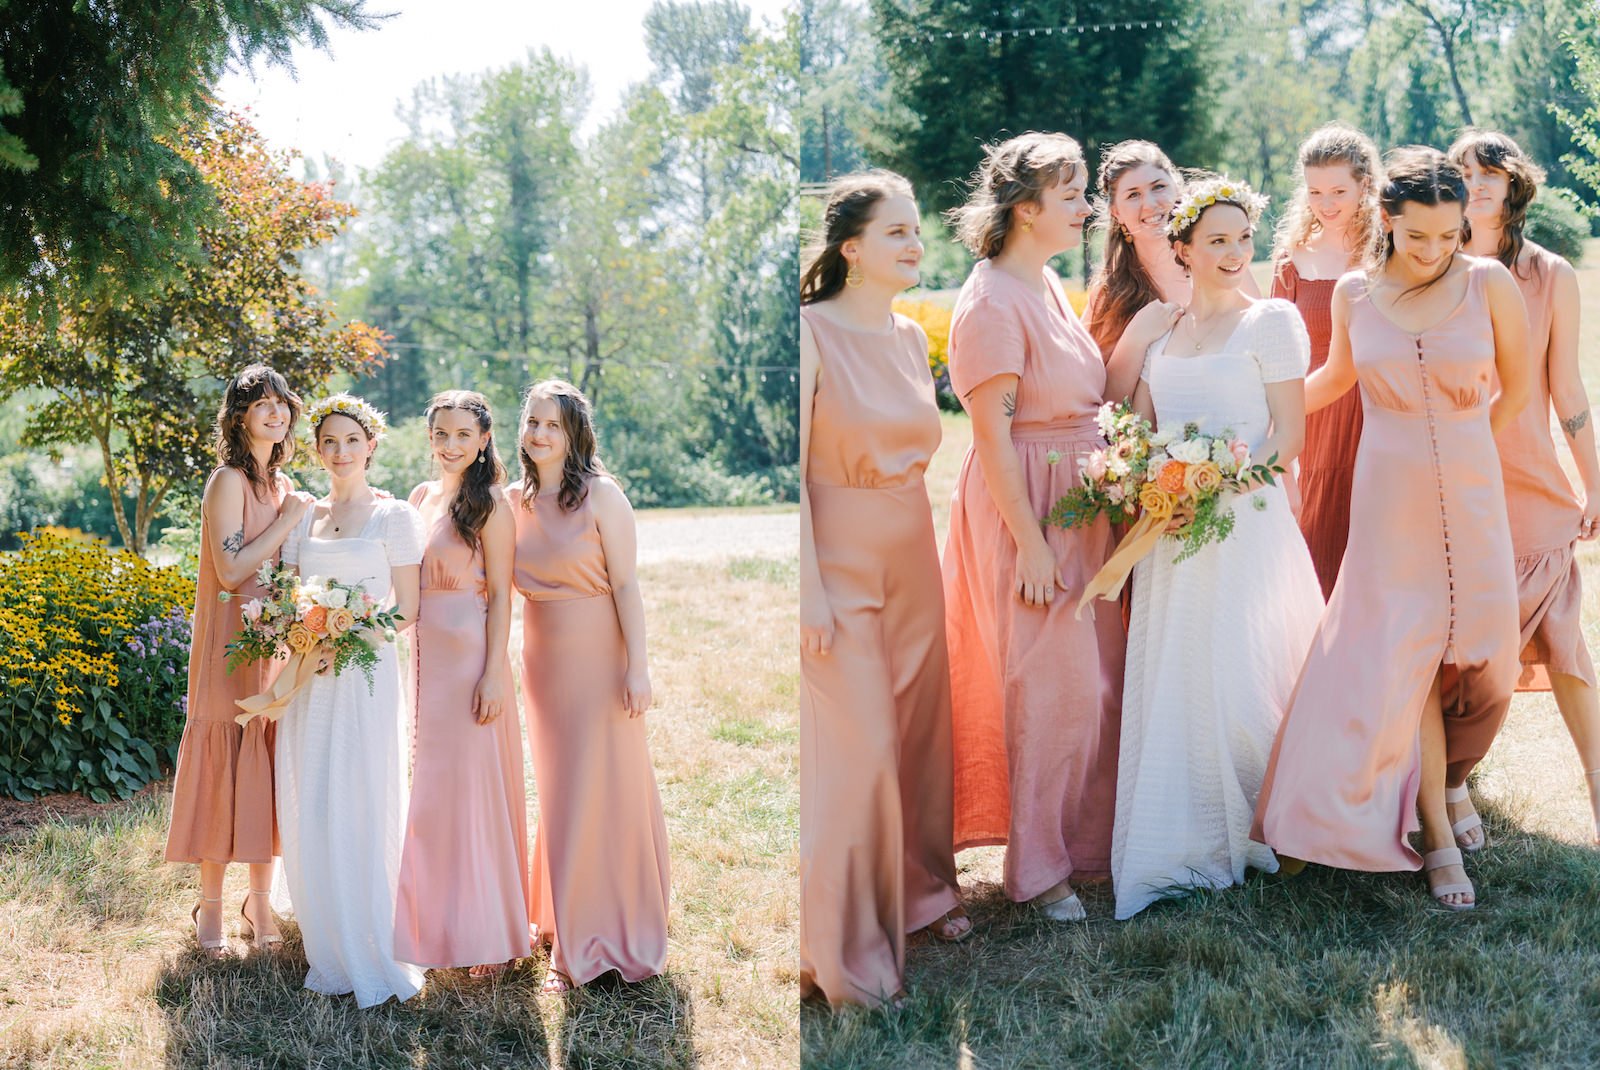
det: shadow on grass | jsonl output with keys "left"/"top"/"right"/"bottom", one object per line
{"left": 553, "top": 970, "right": 699, "bottom": 1070}
{"left": 801, "top": 804, "right": 1600, "bottom": 1069}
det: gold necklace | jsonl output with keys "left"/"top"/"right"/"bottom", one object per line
{"left": 1184, "top": 308, "right": 1238, "bottom": 353}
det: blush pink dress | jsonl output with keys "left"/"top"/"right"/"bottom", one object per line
{"left": 800, "top": 307, "right": 961, "bottom": 1008}
{"left": 394, "top": 488, "right": 532, "bottom": 968}
{"left": 512, "top": 480, "right": 670, "bottom": 985}
{"left": 165, "top": 467, "right": 286, "bottom": 864}
{"left": 944, "top": 260, "right": 1124, "bottom": 901}
{"left": 1254, "top": 258, "right": 1521, "bottom": 872}
{"left": 1497, "top": 243, "right": 1596, "bottom": 692}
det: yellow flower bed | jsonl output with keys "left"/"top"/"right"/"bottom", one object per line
{"left": 0, "top": 529, "right": 195, "bottom": 800}
{"left": 894, "top": 287, "right": 1090, "bottom": 391}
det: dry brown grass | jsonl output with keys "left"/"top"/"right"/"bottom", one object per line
{"left": 0, "top": 553, "right": 798, "bottom": 1069}
{"left": 802, "top": 243, "right": 1600, "bottom": 1067}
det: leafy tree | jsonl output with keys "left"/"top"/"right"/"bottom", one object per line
{"left": 0, "top": 0, "right": 380, "bottom": 298}
{"left": 0, "top": 113, "right": 387, "bottom": 552}
{"left": 799, "top": 0, "right": 889, "bottom": 181}
{"left": 1554, "top": 23, "right": 1600, "bottom": 212}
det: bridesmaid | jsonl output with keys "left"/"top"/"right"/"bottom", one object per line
{"left": 511, "top": 379, "right": 669, "bottom": 993}
{"left": 165, "top": 364, "right": 309, "bottom": 956}
{"left": 394, "top": 390, "right": 531, "bottom": 977}
{"left": 1269, "top": 122, "right": 1384, "bottom": 596}
{"left": 1255, "top": 148, "right": 1530, "bottom": 909}
{"left": 1083, "top": 139, "right": 1260, "bottom": 392}
{"left": 942, "top": 132, "right": 1145, "bottom": 919}
{"left": 799, "top": 171, "right": 967, "bottom": 1009}
{"left": 1452, "top": 129, "right": 1600, "bottom": 842}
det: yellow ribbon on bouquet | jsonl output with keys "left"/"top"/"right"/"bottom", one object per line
{"left": 1075, "top": 487, "right": 1177, "bottom": 618}
{"left": 234, "top": 648, "right": 321, "bottom": 725}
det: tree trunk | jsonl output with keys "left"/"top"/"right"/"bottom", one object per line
{"left": 580, "top": 301, "right": 603, "bottom": 405}
{"left": 95, "top": 432, "right": 138, "bottom": 553}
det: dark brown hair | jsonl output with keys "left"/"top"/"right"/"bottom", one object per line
{"left": 517, "top": 379, "right": 609, "bottom": 513}
{"left": 214, "top": 364, "right": 300, "bottom": 499}
{"left": 425, "top": 390, "right": 505, "bottom": 554}
{"left": 1085, "top": 140, "right": 1179, "bottom": 358}
{"left": 945, "top": 131, "right": 1085, "bottom": 259}
{"left": 1376, "top": 146, "right": 1469, "bottom": 300}
{"left": 800, "top": 170, "right": 916, "bottom": 305}
{"left": 1447, "top": 128, "right": 1548, "bottom": 281}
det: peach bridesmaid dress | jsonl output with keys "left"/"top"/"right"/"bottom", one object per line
{"left": 799, "top": 307, "right": 962, "bottom": 1008}
{"left": 1498, "top": 244, "right": 1596, "bottom": 692}
{"left": 944, "top": 260, "right": 1124, "bottom": 901}
{"left": 165, "top": 467, "right": 285, "bottom": 864}
{"left": 394, "top": 491, "right": 532, "bottom": 967}
{"left": 1255, "top": 258, "right": 1521, "bottom": 871}
{"left": 1276, "top": 260, "right": 1362, "bottom": 598}
{"left": 512, "top": 480, "right": 669, "bottom": 985}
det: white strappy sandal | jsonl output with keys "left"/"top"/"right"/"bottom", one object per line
{"left": 1423, "top": 847, "right": 1475, "bottom": 912}
{"left": 191, "top": 895, "right": 227, "bottom": 958}
{"left": 1444, "top": 783, "right": 1487, "bottom": 853}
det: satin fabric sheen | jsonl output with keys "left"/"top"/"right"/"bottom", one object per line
{"left": 1255, "top": 258, "right": 1521, "bottom": 872}
{"left": 512, "top": 482, "right": 670, "bottom": 986}
{"left": 799, "top": 307, "right": 961, "bottom": 1008}
{"left": 944, "top": 260, "right": 1124, "bottom": 901}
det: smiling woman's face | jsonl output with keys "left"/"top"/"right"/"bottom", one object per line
{"left": 316, "top": 413, "right": 374, "bottom": 475}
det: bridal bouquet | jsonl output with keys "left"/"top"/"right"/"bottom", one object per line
{"left": 1049, "top": 401, "right": 1284, "bottom": 613}
{"left": 222, "top": 562, "right": 402, "bottom": 723}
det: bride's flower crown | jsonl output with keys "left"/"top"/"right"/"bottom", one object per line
{"left": 304, "top": 393, "right": 389, "bottom": 443}
{"left": 1166, "top": 177, "right": 1269, "bottom": 240}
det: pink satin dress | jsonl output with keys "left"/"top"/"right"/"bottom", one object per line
{"left": 512, "top": 480, "right": 670, "bottom": 985}
{"left": 394, "top": 489, "right": 532, "bottom": 968}
{"left": 1497, "top": 243, "right": 1596, "bottom": 691}
{"left": 944, "top": 260, "right": 1124, "bottom": 901}
{"left": 165, "top": 467, "right": 285, "bottom": 864}
{"left": 1255, "top": 258, "right": 1521, "bottom": 872}
{"left": 800, "top": 307, "right": 961, "bottom": 1008}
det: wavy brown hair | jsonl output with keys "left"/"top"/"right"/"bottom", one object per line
{"left": 1376, "top": 146, "right": 1469, "bottom": 300}
{"left": 214, "top": 364, "right": 300, "bottom": 500}
{"left": 1447, "top": 129, "right": 1548, "bottom": 282}
{"left": 517, "top": 379, "right": 609, "bottom": 514}
{"left": 425, "top": 390, "right": 505, "bottom": 554}
{"left": 945, "top": 131, "right": 1085, "bottom": 260}
{"left": 1270, "top": 122, "right": 1383, "bottom": 280}
{"left": 800, "top": 170, "right": 915, "bottom": 305}
{"left": 1085, "top": 140, "right": 1180, "bottom": 358}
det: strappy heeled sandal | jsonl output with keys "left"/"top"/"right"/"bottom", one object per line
{"left": 1423, "top": 846, "right": 1475, "bottom": 911}
{"left": 238, "top": 888, "right": 282, "bottom": 950}
{"left": 541, "top": 969, "right": 575, "bottom": 994}
{"left": 191, "top": 895, "right": 227, "bottom": 958}
{"left": 1444, "top": 783, "right": 1487, "bottom": 853}
{"left": 921, "top": 906, "right": 973, "bottom": 943}
{"left": 1035, "top": 891, "right": 1087, "bottom": 922}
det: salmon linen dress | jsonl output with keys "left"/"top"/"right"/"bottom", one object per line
{"left": 511, "top": 480, "right": 670, "bottom": 985}
{"left": 944, "top": 260, "right": 1124, "bottom": 901}
{"left": 164, "top": 467, "right": 285, "bottom": 864}
{"left": 1498, "top": 243, "right": 1596, "bottom": 692}
{"left": 799, "top": 307, "right": 962, "bottom": 1008}
{"left": 1254, "top": 258, "right": 1522, "bottom": 872}
{"left": 1275, "top": 259, "right": 1362, "bottom": 598}
{"left": 394, "top": 489, "right": 532, "bottom": 968}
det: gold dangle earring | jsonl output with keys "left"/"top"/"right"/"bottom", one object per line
{"left": 845, "top": 258, "right": 864, "bottom": 288}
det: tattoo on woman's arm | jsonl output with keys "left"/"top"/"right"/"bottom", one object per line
{"left": 222, "top": 527, "right": 244, "bottom": 555}
{"left": 1002, "top": 392, "right": 1016, "bottom": 417}
{"left": 1562, "top": 409, "right": 1589, "bottom": 438}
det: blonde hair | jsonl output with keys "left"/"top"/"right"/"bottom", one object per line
{"left": 945, "top": 132, "right": 1085, "bottom": 259}
{"left": 1270, "top": 122, "right": 1383, "bottom": 276}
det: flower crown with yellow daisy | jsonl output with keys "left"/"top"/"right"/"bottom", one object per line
{"left": 304, "top": 393, "right": 389, "bottom": 444}
{"left": 1165, "top": 176, "right": 1269, "bottom": 241}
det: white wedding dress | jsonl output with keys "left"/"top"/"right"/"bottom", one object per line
{"left": 274, "top": 497, "right": 427, "bottom": 1006}
{"left": 1112, "top": 298, "right": 1325, "bottom": 920}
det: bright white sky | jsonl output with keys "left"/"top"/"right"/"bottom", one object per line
{"left": 216, "top": 0, "right": 790, "bottom": 175}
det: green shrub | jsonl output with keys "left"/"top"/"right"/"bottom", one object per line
{"left": 1527, "top": 187, "right": 1588, "bottom": 264}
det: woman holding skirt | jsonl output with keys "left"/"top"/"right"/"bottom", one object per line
{"left": 512, "top": 379, "right": 670, "bottom": 994}
{"left": 799, "top": 171, "right": 967, "bottom": 1009}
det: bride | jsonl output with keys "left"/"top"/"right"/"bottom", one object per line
{"left": 1110, "top": 178, "right": 1324, "bottom": 920}
{"left": 273, "top": 394, "right": 426, "bottom": 1006}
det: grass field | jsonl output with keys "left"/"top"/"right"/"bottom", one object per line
{"left": 0, "top": 553, "right": 800, "bottom": 1069}
{"left": 801, "top": 240, "right": 1600, "bottom": 1068}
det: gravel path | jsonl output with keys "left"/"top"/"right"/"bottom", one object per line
{"left": 636, "top": 508, "right": 797, "bottom": 564}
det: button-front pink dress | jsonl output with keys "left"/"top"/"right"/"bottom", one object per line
{"left": 943, "top": 260, "right": 1124, "bottom": 901}
{"left": 165, "top": 467, "right": 286, "bottom": 864}
{"left": 1497, "top": 243, "right": 1596, "bottom": 692}
{"left": 512, "top": 480, "right": 670, "bottom": 985}
{"left": 394, "top": 489, "right": 532, "bottom": 968}
{"left": 800, "top": 307, "right": 961, "bottom": 1008}
{"left": 1255, "top": 258, "right": 1521, "bottom": 871}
